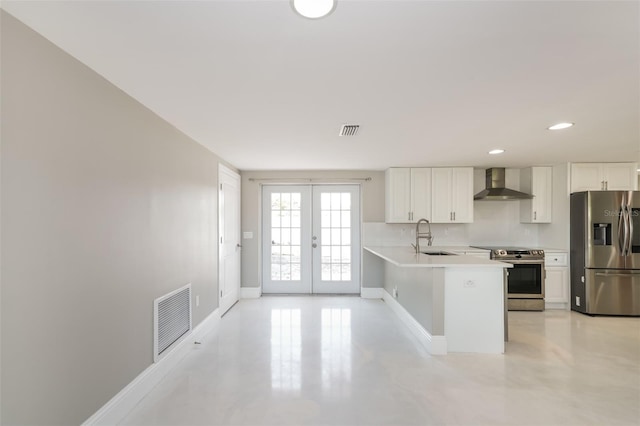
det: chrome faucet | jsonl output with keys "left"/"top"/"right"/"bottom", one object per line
{"left": 413, "top": 218, "right": 433, "bottom": 253}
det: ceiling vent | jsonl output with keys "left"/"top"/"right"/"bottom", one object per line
{"left": 339, "top": 124, "right": 359, "bottom": 136}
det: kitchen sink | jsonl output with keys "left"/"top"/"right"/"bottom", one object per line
{"left": 421, "top": 251, "right": 457, "bottom": 256}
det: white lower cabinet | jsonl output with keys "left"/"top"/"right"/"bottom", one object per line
{"left": 545, "top": 251, "right": 569, "bottom": 310}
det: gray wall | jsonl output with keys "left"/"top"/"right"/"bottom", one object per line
{"left": 383, "top": 263, "right": 444, "bottom": 335}
{"left": 1, "top": 12, "right": 228, "bottom": 425}
{"left": 240, "top": 170, "right": 385, "bottom": 288}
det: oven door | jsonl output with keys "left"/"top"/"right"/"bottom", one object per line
{"left": 507, "top": 260, "right": 545, "bottom": 298}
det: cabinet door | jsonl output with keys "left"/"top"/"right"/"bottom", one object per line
{"left": 411, "top": 168, "right": 431, "bottom": 221}
{"left": 603, "top": 163, "right": 638, "bottom": 191}
{"left": 545, "top": 268, "right": 568, "bottom": 305}
{"left": 385, "top": 168, "right": 411, "bottom": 223}
{"left": 532, "top": 167, "right": 552, "bottom": 223}
{"left": 451, "top": 167, "right": 474, "bottom": 223}
{"left": 431, "top": 168, "right": 454, "bottom": 223}
{"left": 570, "top": 163, "right": 604, "bottom": 192}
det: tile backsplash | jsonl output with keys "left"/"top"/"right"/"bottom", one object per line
{"left": 364, "top": 199, "right": 540, "bottom": 247}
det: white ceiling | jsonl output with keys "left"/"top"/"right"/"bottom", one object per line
{"left": 3, "top": 0, "right": 639, "bottom": 171}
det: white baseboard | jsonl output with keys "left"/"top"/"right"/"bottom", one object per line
{"left": 360, "top": 287, "right": 384, "bottom": 299}
{"left": 82, "top": 309, "right": 221, "bottom": 426}
{"left": 545, "top": 302, "right": 569, "bottom": 310}
{"left": 240, "top": 287, "right": 261, "bottom": 299}
{"left": 382, "top": 290, "right": 447, "bottom": 355}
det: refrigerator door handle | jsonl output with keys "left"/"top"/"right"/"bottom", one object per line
{"left": 595, "top": 271, "right": 640, "bottom": 277}
{"left": 617, "top": 205, "right": 627, "bottom": 254}
{"left": 626, "top": 204, "right": 633, "bottom": 256}
{"left": 622, "top": 205, "right": 631, "bottom": 256}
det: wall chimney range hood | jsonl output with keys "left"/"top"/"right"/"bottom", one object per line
{"left": 474, "top": 168, "right": 534, "bottom": 201}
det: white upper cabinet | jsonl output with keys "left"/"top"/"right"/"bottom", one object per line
{"left": 602, "top": 163, "right": 638, "bottom": 190}
{"left": 570, "top": 163, "right": 638, "bottom": 192}
{"left": 385, "top": 168, "right": 431, "bottom": 223}
{"left": 520, "top": 166, "right": 552, "bottom": 223}
{"left": 431, "top": 167, "right": 474, "bottom": 223}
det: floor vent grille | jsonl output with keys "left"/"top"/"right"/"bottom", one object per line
{"left": 339, "top": 124, "right": 360, "bottom": 136}
{"left": 154, "top": 283, "right": 192, "bottom": 362}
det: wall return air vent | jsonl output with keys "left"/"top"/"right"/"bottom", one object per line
{"left": 153, "top": 283, "right": 192, "bottom": 362}
{"left": 339, "top": 124, "right": 360, "bottom": 136}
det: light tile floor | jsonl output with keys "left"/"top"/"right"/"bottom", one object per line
{"left": 121, "top": 297, "right": 640, "bottom": 426}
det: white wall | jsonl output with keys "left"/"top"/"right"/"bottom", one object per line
{"left": 1, "top": 12, "right": 232, "bottom": 425}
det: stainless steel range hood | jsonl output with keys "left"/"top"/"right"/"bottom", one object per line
{"left": 474, "top": 168, "right": 534, "bottom": 200}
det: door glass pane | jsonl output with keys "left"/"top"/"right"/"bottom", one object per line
{"left": 320, "top": 192, "right": 352, "bottom": 281}
{"left": 271, "top": 192, "right": 302, "bottom": 281}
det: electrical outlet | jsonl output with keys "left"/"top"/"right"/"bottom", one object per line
{"left": 575, "top": 296, "right": 580, "bottom": 307}
{"left": 464, "top": 280, "right": 476, "bottom": 288}
{"left": 393, "top": 286, "right": 398, "bottom": 298}
{"left": 196, "top": 295, "right": 200, "bottom": 307}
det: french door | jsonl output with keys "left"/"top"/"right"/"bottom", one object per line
{"left": 262, "top": 185, "right": 361, "bottom": 294}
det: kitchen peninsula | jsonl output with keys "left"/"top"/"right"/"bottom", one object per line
{"left": 364, "top": 246, "right": 512, "bottom": 355}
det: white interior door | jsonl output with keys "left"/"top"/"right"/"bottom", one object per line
{"left": 219, "top": 164, "right": 241, "bottom": 315}
{"left": 262, "top": 184, "right": 360, "bottom": 294}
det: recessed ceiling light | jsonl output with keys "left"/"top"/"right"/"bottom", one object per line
{"left": 548, "top": 122, "right": 574, "bottom": 130}
{"left": 489, "top": 149, "right": 505, "bottom": 155}
{"left": 291, "top": 0, "right": 336, "bottom": 19}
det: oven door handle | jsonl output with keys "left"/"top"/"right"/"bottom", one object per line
{"left": 501, "top": 260, "right": 545, "bottom": 265}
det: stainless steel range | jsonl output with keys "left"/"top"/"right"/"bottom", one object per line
{"left": 472, "top": 246, "right": 545, "bottom": 311}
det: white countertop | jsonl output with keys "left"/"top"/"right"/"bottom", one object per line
{"left": 364, "top": 246, "right": 512, "bottom": 268}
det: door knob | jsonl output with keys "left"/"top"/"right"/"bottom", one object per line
{"left": 312, "top": 243, "right": 318, "bottom": 248}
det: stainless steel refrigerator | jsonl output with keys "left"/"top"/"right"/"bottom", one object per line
{"left": 570, "top": 191, "right": 640, "bottom": 316}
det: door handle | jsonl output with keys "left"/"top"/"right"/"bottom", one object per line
{"left": 617, "top": 206, "right": 626, "bottom": 254}
{"left": 595, "top": 271, "right": 640, "bottom": 277}
{"left": 237, "top": 243, "right": 242, "bottom": 248}
{"left": 624, "top": 205, "right": 632, "bottom": 256}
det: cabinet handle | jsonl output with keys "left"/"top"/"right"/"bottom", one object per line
{"left": 534, "top": 211, "right": 537, "bottom": 220}
{"left": 453, "top": 212, "right": 456, "bottom": 221}
{"left": 605, "top": 181, "right": 608, "bottom": 190}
